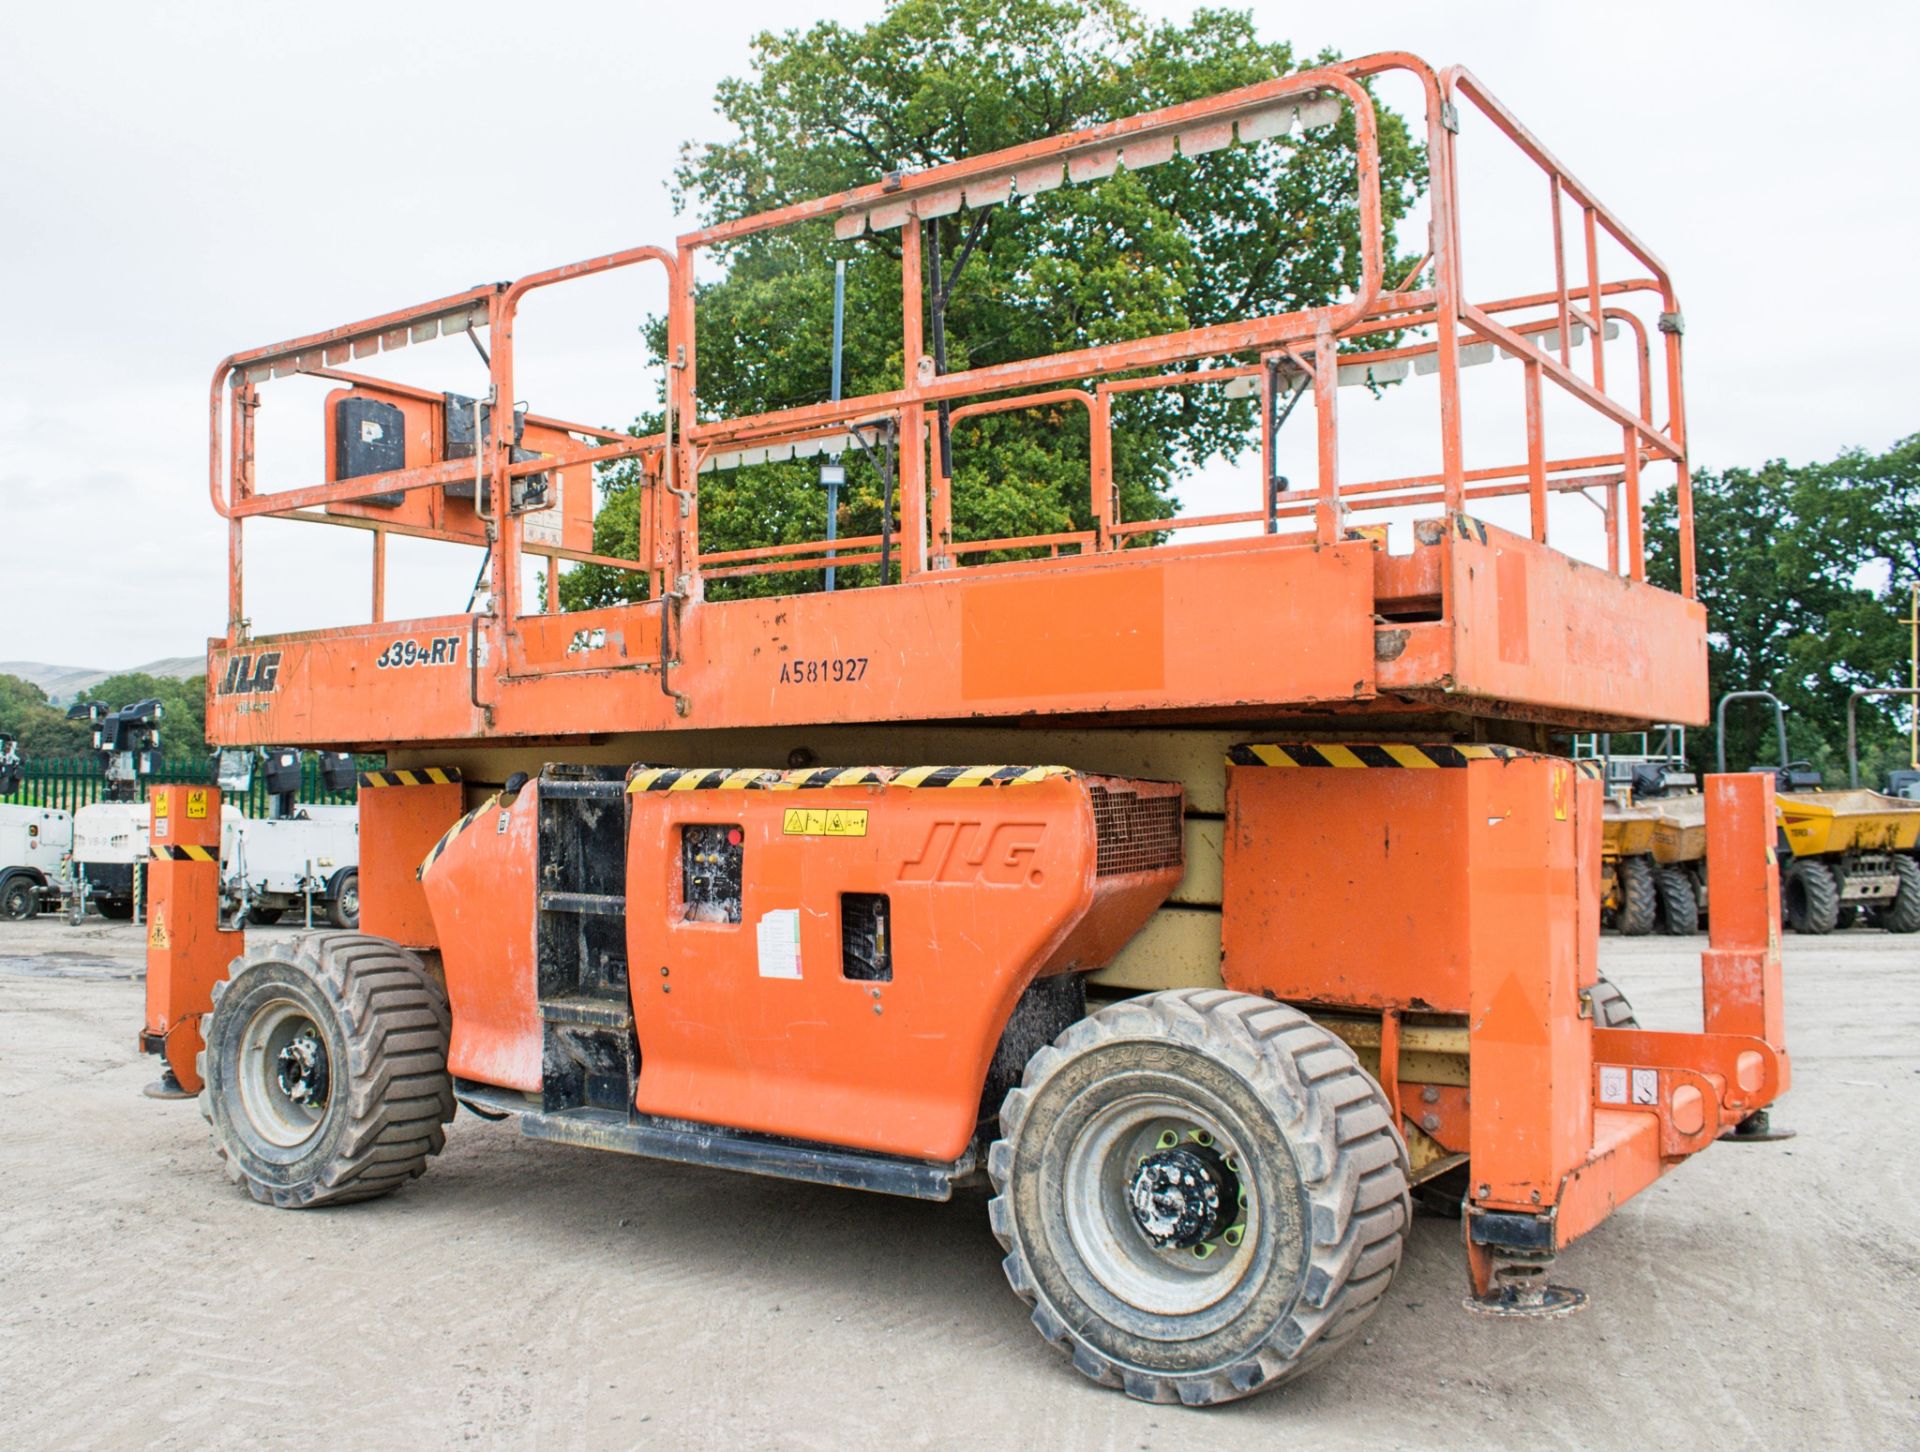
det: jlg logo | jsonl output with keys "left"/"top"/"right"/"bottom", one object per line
{"left": 899, "top": 820, "right": 1047, "bottom": 886}
{"left": 217, "top": 651, "right": 281, "bottom": 696}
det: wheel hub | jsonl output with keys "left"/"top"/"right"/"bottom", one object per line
{"left": 275, "top": 1027, "right": 330, "bottom": 1109}
{"left": 1128, "top": 1143, "right": 1238, "bottom": 1250}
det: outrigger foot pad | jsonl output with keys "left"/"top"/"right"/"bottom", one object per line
{"left": 143, "top": 1067, "right": 194, "bottom": 1101}
{"left": 1464, "top": 1258, "right": 1588, "bottom": 1319}
{"left": 1720, "top": 1108, "right": 1795, "bottom": 1143}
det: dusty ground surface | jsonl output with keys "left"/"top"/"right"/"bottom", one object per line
{"left": 1, "top": 918, "right": 1914, "bottom": 1451}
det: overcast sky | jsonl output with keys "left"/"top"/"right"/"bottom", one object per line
{"left": 2, "top": 1, "right": 1912, "bottom": 668}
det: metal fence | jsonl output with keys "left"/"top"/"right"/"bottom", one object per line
{"left": 1, "top": 757, "right": 358, "bottom": 816}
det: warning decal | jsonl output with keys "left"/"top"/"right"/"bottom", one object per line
{"left": 186, "top": 789, "right": 209, "bottom": 820}
{"left": 755, "top": 909, "right": 802, "bottom": 979}
{"left": 781, "top": 807, "right": 868, "bottom": 838}
{"left": 148, "top": 916, "right": 169, "bottom": 950}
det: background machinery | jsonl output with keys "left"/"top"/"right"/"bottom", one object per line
{"left": 212, "top": 747, "right": 360, "bottom": 927}
{"left": 145, "top": 55, "right": 1791, "bottom": 1405}
{"left": 1582, "top": 729, "right": 1702, "bottom": 936}
{"left": 1718, "top": 690, "right": 1920, "bottom": 933}
{"left": 0, "top": 733, "right": 71, "bottom": 920}
{"left": 69, "top": 699, "right": 178, "bottom": 919}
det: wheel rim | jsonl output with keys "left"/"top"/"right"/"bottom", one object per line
{"left": 235, "top": 998, "right": 332, "bottom": 1148}
{"left": 339, "top": 881, "right": 358, "bottom": 919}
{"left": 1061, "top": 1092, "right": 1257, "bottom": 1318}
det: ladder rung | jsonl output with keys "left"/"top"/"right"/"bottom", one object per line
{"left": 539, "top": 891, "right": 626, "bottom": 916}
{"left": 540, "top": 996, "right": 634, "bottom": 1030}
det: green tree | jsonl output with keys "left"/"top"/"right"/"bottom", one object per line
{"left": 1646, "top": 435, "right": 1919, "bottom": 785}
{"left": 0, "top": 674, "right": 90, "bottom": 756}
{"left": 561, "top": 0, "right": 1424, "bottom": 609}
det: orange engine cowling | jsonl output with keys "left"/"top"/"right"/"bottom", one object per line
{"left": 423, "top": 764, "right": 1184, "bottom": 1163}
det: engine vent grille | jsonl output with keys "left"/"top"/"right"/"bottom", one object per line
{"left": 1090, "top": 786, "right": 1184, "bottom": 877}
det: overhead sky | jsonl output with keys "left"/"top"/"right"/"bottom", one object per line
{"left": 2, "top": 1, "right": 1910, "bottom": 667}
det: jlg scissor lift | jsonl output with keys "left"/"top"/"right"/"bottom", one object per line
{"left": 146, "top": 55, "right": 1789, "bottom": 1406}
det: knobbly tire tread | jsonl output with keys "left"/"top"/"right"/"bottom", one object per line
{"left": 988, "top": 988, "right": 1411, "bottom": 1406}
{"left": 1616, "top": 856, "right": 1657, "bottom": 936}
{"left": 198, "top": 931, "right": 453, "bottom": 1208}
{"left": 1783, "top": 859, "right": 1839, "bottom": 935}
{"left": 1874, "top": 854, "right": 1920, "bottom": 933}
{"left": 1655, "top": 866, "right": 1699, "bottom": 936}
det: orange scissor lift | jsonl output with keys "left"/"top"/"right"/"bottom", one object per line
{"left": 145, "top": 54, "right": 1789, "bottom": 1405}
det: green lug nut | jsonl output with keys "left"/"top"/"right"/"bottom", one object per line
{"left": 1192, "top": 1242, "right": 1215, "bottom": 1260}
{"left": 1156, "top": 1130, "right": 1178, "bottom": 1149}
{"left": 1224, "top": 1225, "right": 1244, "bottom": 1247}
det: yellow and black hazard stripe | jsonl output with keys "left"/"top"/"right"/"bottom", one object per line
{"left": 1454, "top": 513, "right": 1490, "bottom": 545}
{"left": 1228, "top": 742, "right": 1526, "bottom": 769}
{"left": 360, "top": 766, "right": 463, "bottom": 789}
{"left": 150, "top": 844, "right": 218, "bottom": 862}
{"left": 1573, "top": 759, "right": 1605, "bottom": 780}
{"left": 628, "top": 766, "right": 799, "bottom": 794}
{"left": 887, "top": 764, "right": 1072, "bottom": 788}
{"left": 417, "top": 794, "right": 500, "bottom": 881}
{"left": 625, "top": 763, "right": 1073, "bottom": 794}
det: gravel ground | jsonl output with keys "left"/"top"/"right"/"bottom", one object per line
{"left": 1, "top": 918, "right": 1914, "bottom": 1450}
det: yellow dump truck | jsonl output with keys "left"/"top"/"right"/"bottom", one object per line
{"left": 1775, "top": 789, "right": 1920, "bottom": 933}
{"left": 1600, "top": 803, "right": 1700, "bottom": 935}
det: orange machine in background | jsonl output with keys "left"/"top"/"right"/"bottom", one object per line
{"left": 145, "top": 52, "right": 1794, "bottom": 1408}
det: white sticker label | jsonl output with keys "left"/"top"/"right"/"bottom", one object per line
{"left": 151, "top": 816, "right": 169, "bottom": 841}
{"left": 755, "top": 909, "right": 802, "bottom": 980}
{"left": 360, "top": 419, "right": 384, "bottom": 444}
{"left": 1631, "top": 1068, "right": 1659, "bottom": 1106}
{"left": 1599, "top": 1066, "right": 1627, "bottom": 1104}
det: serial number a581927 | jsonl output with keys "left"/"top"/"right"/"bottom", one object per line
{"left": 780, "top": 656, "right": 869, "bottom": 686}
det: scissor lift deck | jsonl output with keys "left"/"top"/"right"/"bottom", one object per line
{"left": 205, "top": 511, "right": 1705, "bottom": 749}
{"left": 152, "top": 53, "right": 1786, "bottom": 1400}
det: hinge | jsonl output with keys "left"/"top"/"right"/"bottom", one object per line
{"left": 1439, "top": 101, "right": 1460, "bottom": 134}
{"left": 1658, "top": 310, "right": 1685, "bottom": 336}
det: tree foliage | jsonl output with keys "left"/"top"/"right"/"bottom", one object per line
{"left": 1646, "top": 435, "right": 1919, "bottom": 785}
{"left": 561, "top": 0, "right": 1424, "bottom": 609}
{"left": 0, "top": 672, "right": 208, "bottom": 760}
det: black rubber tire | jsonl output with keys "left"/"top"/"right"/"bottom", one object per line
{"left": 1873, "top": 855, "right": 1920, "bottom": 933}
{"left": 247, "top": 905, "right": 285, "bottom": 926}
{"left": 988, "top": 988, "right": 1410, "bottom": 1406}
{"left": 1588, "top": 975, "right": 1640, "bottom": 1029}
{"left": 198, "top": 932, "right": 453, "bottom": 1208}
{"left": 1656, "top": 867, "right": 1699, "bottom": 936}
{"left": 1, "top": 877, "right": 37, "bottom": 921}
{"left": 327, "top": 869, "right": 360, "bottom": 930}
{"left": 97, "top": 898, "right": 133, "bottom": 921}
{"left": 1617, "top": 856, "right": 1657, "bottom": 936}
{"left": 1783, "top": 859, "right": 1840, "bottom": 935}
